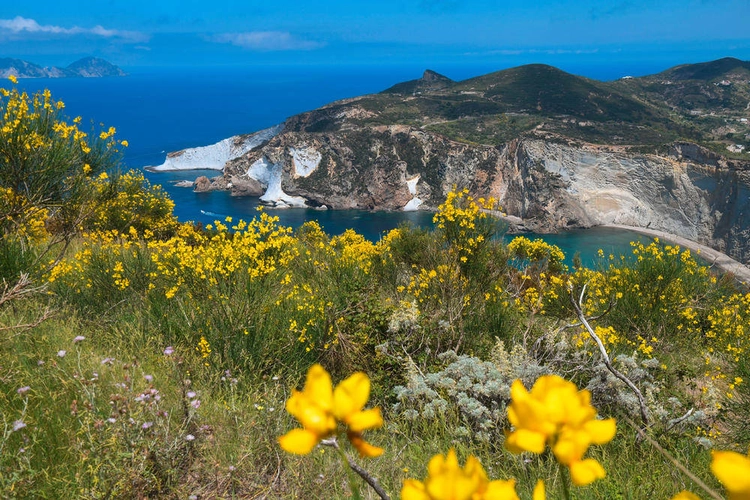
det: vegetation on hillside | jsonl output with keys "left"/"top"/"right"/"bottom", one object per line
{"left": 2, "top": 80, "right": 750, "bottom": 498}
{"left": 290, "top": 59, "right": 750, "bottom": 156}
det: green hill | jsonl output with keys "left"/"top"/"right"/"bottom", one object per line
{"left": 453, "top": 64, "right": 661, "bottom": 122}
{"left": 286, "top": 58, "right": 749, "bottom": 151}
{"left": 656, "top": 57, "right": 750, "bottom": 82}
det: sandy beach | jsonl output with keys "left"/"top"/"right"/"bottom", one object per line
{"left": 603, "top": 224, "right": 750, "bottom": 286}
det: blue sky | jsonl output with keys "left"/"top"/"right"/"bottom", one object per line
{"left": 2, "top": 0, "right": 749, "bottom": 76}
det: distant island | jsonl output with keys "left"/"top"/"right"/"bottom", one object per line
{"left": 0, "top": 56, "right": 126, "bottom": 78}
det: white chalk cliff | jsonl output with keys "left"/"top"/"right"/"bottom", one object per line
{"left": 148, "top": 125, "right": 282, "bottom": 172}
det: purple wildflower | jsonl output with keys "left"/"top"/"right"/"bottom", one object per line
{"left": 12, "top": 420, "right": 26, "bottom": 432}
{"left": 190, "top": 399, "right": 201, "bottom": 409}
{"left": 17, "top": 386, "right": 30, "bottom": 395}
{"left": 73, "top": 335, "right": 85, "bottom": 343}
{"left": 57, "top": 350, "right": 66, "bottom": 357}
{"left": 163, "top": 346, "right": 174, "bottom": 356}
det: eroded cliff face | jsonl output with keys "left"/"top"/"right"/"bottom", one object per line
{"left": 208, "top": 122, "right": 750, "bottom": 263}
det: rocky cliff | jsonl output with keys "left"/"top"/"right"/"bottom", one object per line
{"left": 211, "top": 125, "right": 750, "bottom": 263}
{"left": 155, "top": 59, "right": 750, "bottom": 264}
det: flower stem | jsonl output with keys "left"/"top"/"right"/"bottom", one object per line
{"left": 560, "top": 464, "right": 572, "bottom": 500}
{"left": 330, "top": 438, "right": 362, "bottom": 500}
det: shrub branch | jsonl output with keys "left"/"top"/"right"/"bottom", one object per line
{"left": 321, "top": 438, "right": 390, "bottom": 500}
{"left": 569, "top": 283, "right": 650, "bottom": 426}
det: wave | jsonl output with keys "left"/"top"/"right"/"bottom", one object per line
{"left": 200, "top": 210, "right": 229, "bottom": 218}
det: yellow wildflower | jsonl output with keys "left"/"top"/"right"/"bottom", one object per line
{"left": 670, "top": 491, "right": 701, "bottom": 500}
{"left": 505, "top": 374, "right": 616, "bottom": 486}
{"left": 533, "top": 480, "right": 545, "bottom": 500}
{"left": 197, "top": 336, "right": 211, "bottom": 358}
{"left": 8, "top": 74, "right": 18, "bottom": 84}
{"left": 278, "top": 364, "right": 383, "bottom": 457}
{"left": 401, "top": 449, "right": 519, "bottom": 500}
{"left": 711, "top": 449, "right": 750, "bottom": 499}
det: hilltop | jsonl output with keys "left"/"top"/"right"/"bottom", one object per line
{"left": 281, "top": 59, "right": 749, "bottom": 151}
{"left": 0, "top": 56, "right": 126, "bottom": 78}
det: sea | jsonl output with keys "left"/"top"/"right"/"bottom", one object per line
{"left": 11, "top": 63, "right": 658, "bottom": 265}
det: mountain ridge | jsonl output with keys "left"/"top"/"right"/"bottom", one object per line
{"left": 0, "top": 57, "right": 126, "bottom": 78}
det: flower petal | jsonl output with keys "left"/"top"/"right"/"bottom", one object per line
{"left": 505, "top": 428, "right": 547, "bottom": 454}
{"left": 464, "top": 455, "right": 488, "bottom": 485}
{"left": 346, "top": 408, "right": 383, "bottom": 432}
{"left": 569, "top": 458, "right": 606, "bottom": 486}
{"left": 401, "top": 479, "right": 430, "bottom": 500}
{"left": 347, "top": 431, "right": 384, "bottom": 458}
{"left": 533, "top": 479, "right": 546, "bottom": 500}
{"left": 278, "top": 428, "right": 319, "bottom": 455}
{"left": 304, "top": 364, "right": 333, "bottom": 411}
{"left": 670, "top": 491, "right": 701, "bottom": 500}
{"left": 711, "top": 450, "right": 750, "bottom": 495}
{"left": 553, "top": 429, "right": 591, "bottom": 465}
{"left": 426, "top": 468, "right": 478, "bottom": 500}
{"left": 333, "top": 371, "right": 370, "bottom": 420}
{"left": 584, "top": 418, "right": 617, "bottom": 444}
{"left": 483, "top": 479, "right": 519, "bottom": 500}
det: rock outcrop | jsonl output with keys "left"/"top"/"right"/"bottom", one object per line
{"left": 215, "top": 126, "right": 750, "bottom": 263}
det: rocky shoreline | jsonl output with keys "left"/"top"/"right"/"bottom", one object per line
{"left": 603, "top": 223, "right": 750, "bottom": 285}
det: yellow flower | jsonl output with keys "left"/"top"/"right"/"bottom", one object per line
{"left": 670, "top": 491, "right": 701, "bottom": 500}
{"left": 8, "top": 74, "right": 18, "bottom": 84}
{"left": 505, "top": 375, "right": 616, "bottom": 486}
{"left": 533, "top": 480, "right": 545, "bottom": 500}
{"left": 402, "top": 449, "right": 519, "bottom": 500}
{"left": 711, "top": 450, "right": 750, "bottom": 499}
{"left": 278, "top": 364, "right": 383, "bottom": 457}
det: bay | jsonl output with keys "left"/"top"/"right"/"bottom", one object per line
{"left": 10, "top": 65, "right": 653, "bottom": 266}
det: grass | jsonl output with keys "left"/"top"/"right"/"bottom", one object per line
{"left": 0, "top": 307, "right": 727, "bottom": 499}
{"left": 3, "top": 207, "right": 749, "bottom": 498}
{"left": 3, "top": 80, "right": 750, "bottom": 497}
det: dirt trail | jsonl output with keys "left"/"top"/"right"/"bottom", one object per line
{"left": 603, "top": 224, "right": 750, "bottom": 286}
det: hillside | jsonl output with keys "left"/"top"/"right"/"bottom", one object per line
{"left": 0, "top": 57, "right": 126, "bottom": 78}
{"left": 612, "top": 58, "right": 750, "bottom": 155}
{"left": 284, "top": 60, "right": 749, "bottom": 149}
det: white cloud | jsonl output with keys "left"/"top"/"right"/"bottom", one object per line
{"left": 212, "top": 31, "right": 324, "bottom": 51}
{"left": 0, "top": 16, "right": 148, "bottom": 42}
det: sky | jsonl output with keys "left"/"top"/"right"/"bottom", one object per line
{"left": 1, "top": 0, "right": 750, "bottom": 76}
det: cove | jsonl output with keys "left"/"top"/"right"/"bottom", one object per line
{"left": 146, "top": 168, "right": 651, "bottom": 268}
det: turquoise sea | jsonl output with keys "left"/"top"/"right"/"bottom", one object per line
{"left": 12, "top": 64, "right": 655, "bottom": 265}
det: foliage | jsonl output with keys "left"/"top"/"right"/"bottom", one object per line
{"left": 2, "top": 85, "right": 750, "bottom": 497}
